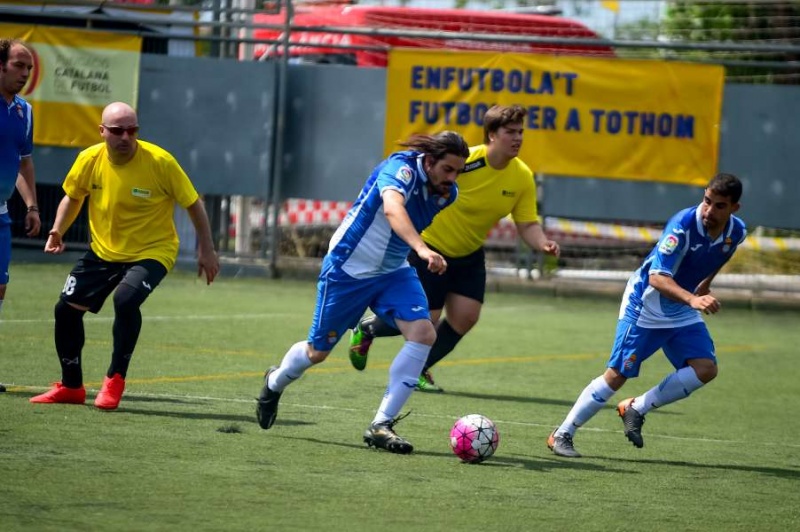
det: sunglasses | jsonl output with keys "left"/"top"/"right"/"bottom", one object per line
{"left": 102, "top": 124, "right": 139, "bottom": 136}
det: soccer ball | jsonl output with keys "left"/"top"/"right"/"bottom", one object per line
{"left": 449, "top": 414, "right": 500, "bottom": 464}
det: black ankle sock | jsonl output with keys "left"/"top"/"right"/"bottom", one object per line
{"left": 424, "top": 320, "right": 463, "bottom": 372}
{"left": 54, "top": 300, "right": 85, "bottom": 388}
{"left": 361, "top": 314, "right": 402, "bottom": 338}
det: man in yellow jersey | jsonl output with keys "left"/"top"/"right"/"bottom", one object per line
{"left": 30, "top": 102, "right": 219, "bottom": 410}
{"left": 349, "top": 104, "right": 560, "bottom": 392}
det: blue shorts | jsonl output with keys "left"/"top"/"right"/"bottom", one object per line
{"left": 307, "top": 257, "right": 431, "bottom": 352}
{"left": 0, "top": 213, "right": 11, "bottom": 285}
{"left": 607, "top": 320, "right": 716, "bottom": 378}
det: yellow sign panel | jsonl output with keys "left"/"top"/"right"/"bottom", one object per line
{"left": 385, "top": 49, "right": 724, "bottom": 186}
{"left": 1, "top": 23, "right": 141, "bottom": 148}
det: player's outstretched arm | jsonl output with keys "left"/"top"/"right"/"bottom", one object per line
{"left": 44, "top": 195, "right": 84, "bottom": 254}
{"left": 16, "top": 157, "right": 40, "bottom": 237}
{"left": 186, "top": 199, "right": 220, "bottom": 285}
{"left": 650, "top": 272, "right": 721, "bottom": 314}
{"left": 517, "top": 221, "right": 560, "bottom": 257}
{"left": 382, "top": 190, "right": 446, "bottom": 274}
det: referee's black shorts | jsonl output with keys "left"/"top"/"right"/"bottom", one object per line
{"left": 408, "top": 246, "right": 486, "bottom": 310}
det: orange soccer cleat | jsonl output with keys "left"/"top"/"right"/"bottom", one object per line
{"left": 30, "top": 382, "right": 87, "bottom": 405}
{"left": 94, "top": 373, "right": 126, "bottom": 410}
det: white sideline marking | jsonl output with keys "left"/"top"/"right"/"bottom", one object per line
{"left": 0, "top": 312, "right": 302, "bottom": 324}
{"left": 15, "top": 385, "right": 800, "bottom": 449}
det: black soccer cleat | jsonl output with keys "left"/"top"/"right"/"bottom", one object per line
{"left": 256, "top": 366, "right": 282, "bottom": 430}
{"left": 363, "top": 413, "right": 413, "bottom": 454}
{"left": 617, "top": 397, "right": 646, "bottom": 448}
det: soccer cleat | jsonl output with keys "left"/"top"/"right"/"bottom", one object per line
{"left": 363, "top": 413, "right": 413, "bottom": 454}
{"left": 415, "top": 370, "right": 444, "bottom": 393}
{"left": 617, "top": 397, "right": 646, "bottom": 448}
{"left": 256, "top": 366, "right": 282, "bottom": 430}
{"left": 547, "top": 430, "right": 582, "bottom": 458}
{"left": 348, "top": 324, "right": 374, "bottom": 371}
{"left": 95, "top": 373, "right": 126, "bottom": 410}
{"left": 0, "top": 383, "right": 5, "bottom": 393}
{"left": 30, "top": 382, "right": 87, "bottom": 405}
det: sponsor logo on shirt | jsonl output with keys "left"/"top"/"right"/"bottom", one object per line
{"left": 462, "top": 158, "right": 486, "bottom": 173}
{"left": 691, "top": 243, "right": 703, "bottom": 251}
{"left": 91, "top": 183, "right": 103, "bottom": 190}
{"left": 396, "top": 166, "right": 413, "bottom": 184}
{"left": 658, "top": 234, "right": 679, "bottom": 255}
{"left": 501, "top": 190, "right": 516, "bottom": 197}
{"left": 131, "top": 188, "right": 151, "bottom": 198}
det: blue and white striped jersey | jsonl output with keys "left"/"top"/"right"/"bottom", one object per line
{"left": 327, "top": 150, "right": 458, "bottom": 279}
{"left": 0, "top": 95, "right": 33, "bottom": 207}
{"left": 620, "top": 205, "right": 747, "bottom": 328}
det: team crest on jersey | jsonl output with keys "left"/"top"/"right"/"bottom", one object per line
{"left": 396, "top": 166, "right": 413, "bottom": 184}
{"left": 658, "top": 234, "right": 679, "bottom": 255}
{"left": 16, "top": 104, "right": 24, "bottom": 118}
{"left": 723, "top": 236, "right": 732, "bottom": 253}
{"left": 131, "top": 188, "right": 151, "bottom": 198}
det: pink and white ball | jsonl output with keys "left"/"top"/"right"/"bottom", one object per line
{"left": 449, "top": 414, "right": 500, "bottom": 463}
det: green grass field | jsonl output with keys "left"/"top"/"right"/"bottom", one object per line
{"left": 1, "top": 262, "right": 799, "bottom": 531}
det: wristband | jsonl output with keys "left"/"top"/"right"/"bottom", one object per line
{"left": 27, "top": 205, "right": 39, "bottom": 213}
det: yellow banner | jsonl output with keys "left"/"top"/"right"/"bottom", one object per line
{"left": 1, "top": 23, "right": 141, "bottom": 148}
{"left": 385, "top": 49, "right": 724, "bottom": 186}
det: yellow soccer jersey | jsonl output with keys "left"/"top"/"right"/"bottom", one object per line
{"left": 62, "top": 140, "right": 199, "bottom": 270}
{"left": 422, "top": 144, "right": 539, "bottom": 257}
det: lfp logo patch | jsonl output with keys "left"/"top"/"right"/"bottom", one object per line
{"left": 395, "top": 166, "right": 412, "bottom": 184}
{"left": 658, "top": 234, "right": 679, "bottom": 255}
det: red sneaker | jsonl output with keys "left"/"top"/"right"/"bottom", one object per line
{"left": 30, "top": 382, "right": 86, "bottom": 404}
{"left": 95, "top": 373, "right": 126, "bottom": 410}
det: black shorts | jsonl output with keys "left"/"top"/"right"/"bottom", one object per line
{"left": 408, "top": 246, "right": 486, "bottom": 310}
{"left": 60, "top": 249, "right": 168, "bottom": 314}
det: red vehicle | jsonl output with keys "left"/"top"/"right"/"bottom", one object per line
{"left": 252, "top": 4, "right": 614, "bottom": 67}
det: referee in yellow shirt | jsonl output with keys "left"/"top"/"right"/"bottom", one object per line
{"left": 349, "top": 104, "right": 560, "bottom": 392}
{"left": 31, "top": 102, "right": 219, "bottom": 410}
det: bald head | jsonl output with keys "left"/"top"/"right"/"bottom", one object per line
{"left": 100, "top": 102, "right": 139, "bottom": 164}
{"left": 101, "top": 102, "right": 137, "bottom": 125}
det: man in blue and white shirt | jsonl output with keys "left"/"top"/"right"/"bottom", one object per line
{"left": 549, "top": 173, "right": 746, "bottom": 457}
{"left": 1, "top": 38, "right": 40, "bottom": 392}
{"left": 256, "top": 131, "right": 469, "bottom": 454}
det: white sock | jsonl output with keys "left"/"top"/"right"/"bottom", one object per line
{"left": 632, "top": 366, "right": 705, "bottom": 415}
{"left": 557, "top": 376, "right": 616, "bottom": 437}
{"left": 372, "top": 341, "right": 430, "bottom": 424}
{"left": 268, "top": 341, "right": 314, "bottom": 392}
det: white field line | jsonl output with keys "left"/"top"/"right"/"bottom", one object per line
{"left": 0, "top": 305, "right": 549, "bottom": 324}
{"left": 14, "top": 385, "right": 800, "bottom": 450}
{"left": 0, "top": 312, "right": 302, "bottom": 324}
